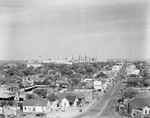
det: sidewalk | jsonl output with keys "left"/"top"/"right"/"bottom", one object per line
{"left": 71, "top": 98, "right": 98, "bottom": 118}
{"left": 47, "top": 107, "right": 79, "bottom": 118}
{"left": 46, "top": 99, "right": 98, "bottom": 118}
{"left": 82, "top": 99, "right": 97, "bottom": 112}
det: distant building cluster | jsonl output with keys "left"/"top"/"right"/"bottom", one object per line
{"left": 27, "top": 55, "right": 98, "bottom": 67}
{"left": 44, "top": 55, "right": 97, "bottom": 64}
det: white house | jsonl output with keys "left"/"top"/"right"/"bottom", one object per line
{"left": 23, "top": 99, "right": 50, "bottom": 113}
{"left": 112, "top": 65, "right": 120, "bottom": 72}
{"left": 60, "top": 95, "right": 77, "bottom": 108}
{"left": 126, "top": 69, "right": 140, "bottom": 75}
{"left": 61, "top": 98, "right": 70, "bottom": 108}
{"left": 94, "top": 80, "right": 102, "bottom": 91}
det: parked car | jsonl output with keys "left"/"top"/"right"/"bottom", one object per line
{"left": 36, "top": 113, "right": 46, "bottom": 117}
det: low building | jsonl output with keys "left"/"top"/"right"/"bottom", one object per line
{"left": 112, "top": 65, "right": 121, "bottom": 72}
{"left": 94, "top": 80, "right": 102, "bottom": 91}
{"left": 126, "top": 69, "right": 140, "bottom": 76}
{"left": 23, "top": 99, "right": 50, "bottom": 113}
{"left": 57, "top": 92, "right": 79, "bottom": 108}
{"left": 61, "top": 95, "right": 77, "bottom": 107}
{"left": 130, "top": 92, "right": 150, "bottom": 117}
{"left": 0, "top": 106, "right": 20, "bottom": 116}
{"left": 27, "top": 61, "right": 42, "bottom": 68}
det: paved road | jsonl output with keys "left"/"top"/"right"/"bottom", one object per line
{"left": 73, "top": 63, "right": 127, "bottom": 118}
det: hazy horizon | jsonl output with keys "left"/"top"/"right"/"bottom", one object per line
{"left": 0, "top": 0, "right": 150, "bottom": 60}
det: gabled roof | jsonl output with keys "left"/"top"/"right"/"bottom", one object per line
{"left": 57, "top": 92, "right": 70, "bottom": 101}
{"left": 130, "top": 98, "right": 150, "bottom": 109}
{"left": 56, "top": 92, "right": 82, "bottom": 101}
{"left": 65, "top": 95, "right": 76, "bottom": 103}
{"left": 135, "top": 92, "right": 150, "bottom": 98}
{"left": 23, "top": 99, "right": 48, "bottom": 106}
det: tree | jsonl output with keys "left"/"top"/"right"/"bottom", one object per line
{"left": 70, "top": 73, "right": 82, "bottom": 86}
{"left": 47, "top": 93, "right": 57, "bottom": 102}
{"left": 71, "top": 78, "right": 81, "bottom": 86}
{"left": 0, "top": 101, "right": 7, "bottom": 114}
{"left": 43, "top": 75, "right": 55, "bottom": 85}
{"left": 60, "top": 66, "right": 73, "bottom": 76}
{"left": 121, "top": 89, "right": 137, "bottom": 99}
{"left": 76, "top": 68, "right": 86, "bottom": 75}
{"left": 96, "top": 72, "right": 108, "bottom": 78}
{"left": 84, "top": 65, "right": 94, "bottom": 74}
{"left": 33, "top": 89, "right": 47, "bottom": 99}
{"left": 26, "top": 94, "right": 34, "bottom": 99}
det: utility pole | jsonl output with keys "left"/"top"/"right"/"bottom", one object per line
{"left": 128, "top": 102, "right": 130, "bottom": 118}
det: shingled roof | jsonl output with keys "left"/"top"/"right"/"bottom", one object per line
{"left": 129, "top": 92, "right": 150, "bottom": 109}
{"left": 135, "top": 92, "right": 150, "bottom": 98}
{"left": 23, "top": 99, "right": 48, "bottom": 106}
{"left": 65, "top": 95, "right": 76, "bottom": 103}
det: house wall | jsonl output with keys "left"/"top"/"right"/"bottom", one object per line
{"left": 23, "top": 106, "right": 47, "bottom": 113}
{"left": 142, "top": 106, "right": 150, "bottom": 115}
{"left": 101, "top": 82, "right": 108, "bottom": 92}
{"left": 72, "top": 98, "right": 78, "bottom": 107}
{"left": 50, "top": 101, "right": 58, "bottom": 110}
{"left": 94, "top": 81, "right": 102, "bottom": 90}
{"left": 61, "top": 98, "right": 70, "bottom": 107}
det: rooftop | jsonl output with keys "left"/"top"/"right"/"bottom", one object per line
{"left": 130, "top": 98, "right": 150, "bottom": 109}
{"left": 23, "top": 99, "right": 48, "bottom": 106}
{"left": 135, "top": 92, "right": 150, "bottom": 98}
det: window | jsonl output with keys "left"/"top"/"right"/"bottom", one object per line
{"left": 24, "top": 107, "right": 26, "bottom": 110}
{"left": 33, "top": 107, "right": 35, "bottom": 111}
{"left": 145, "top": 110, "right": 147, "bottom": 114}
{"left": 149, "top": 110, "right": 150, "bottom": 114}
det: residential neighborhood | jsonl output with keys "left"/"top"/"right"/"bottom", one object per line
{"left": 0, "top": 0, "right": 149, "bottom": 117}
{"left": 0, "top": 59, "right": 123, "bottom": 118}
{"left": 1, "top": 59, "right": 150, "bottom": 118}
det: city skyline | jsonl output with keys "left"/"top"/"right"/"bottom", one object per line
{"left": 0, "top": 0, "right": 150, "bottom": 60}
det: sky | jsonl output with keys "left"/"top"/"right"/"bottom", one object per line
{"left": 0, "top": 0, "right": 150, "bottom": 60}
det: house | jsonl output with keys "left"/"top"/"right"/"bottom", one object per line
{"left": 126, "top": 77, "right": 143, "bottom": 83}
{"left": 56, "top": 92, "right": 82, "bottom": 108}
{"left": 129, "top": 92, "right": 150, "bottom": 117}
{"left": 23, "top": 99, "right": 50, "bottom": 113}
{"left": 94, "top": 80, "right": 102, "bottom": 91}
{"left": 130, "top": 98, "right": 150, "bottom": 117}
{"left": 60, "top": 95, "right": 77, "bottom": 107}
{"left": 22, "top": 75, "right": 36, "bottom": 86}
{"left": 126, "top": 69, "right": 140, "bottom": 76}
{"left": 0, "top": 85, "right": 15, "bottom": 100}
{"left": 0, "top": 106, "right": 20, "bottom": 116}
{"left": 93, "top": 79, "right": 109, "bottom": 93}
{"left": 112, "top": 65, "right": 121, "bottom": 72}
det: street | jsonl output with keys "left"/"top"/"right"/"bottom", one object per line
{"left": 73, "top": 63, "right": 127, "bottom": 118}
